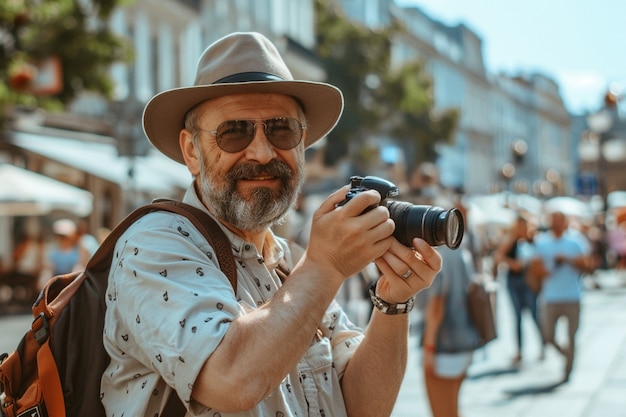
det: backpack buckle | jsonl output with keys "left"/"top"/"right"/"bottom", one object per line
{"left": 17, "top": 405, "right": 44, "bottom": 417}
{"left": 32, "top": 313, "right": 49, "bottom": 345}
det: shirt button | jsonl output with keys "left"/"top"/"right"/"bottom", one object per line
{"left": 244, "top": 244, "right": 252, "bottom": 251}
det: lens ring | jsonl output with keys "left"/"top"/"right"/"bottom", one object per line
{"left": 444, "top": 209, "right": 464, "bottom": 249}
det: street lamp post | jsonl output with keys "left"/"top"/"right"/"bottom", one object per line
{"left": 586, "top": 90, "right": 622, "bottom": 269}
{"left": 498, "top": 138, "right": 528, "bottom": 204}
{"left": 586, "top": 94, "right": 617, "bottom": 212}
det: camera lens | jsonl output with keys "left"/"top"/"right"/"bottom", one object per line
{"left": 386, "top": 201, "right": 464, "bottom": 249}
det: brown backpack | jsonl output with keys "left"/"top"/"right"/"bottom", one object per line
{"left": 0, "top": 200, "right": 237, "bottom": 417}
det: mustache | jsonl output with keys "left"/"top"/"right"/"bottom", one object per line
{"left": 226, "top": 159, "right": 293, "bottom": 182}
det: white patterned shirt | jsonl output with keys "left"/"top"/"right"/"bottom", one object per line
{"left": 101, "top": 184, "right": 363, "bottom": 417}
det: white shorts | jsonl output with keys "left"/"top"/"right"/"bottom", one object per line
{"left": 435, "top": 352, "right": 473, "bottom": 378}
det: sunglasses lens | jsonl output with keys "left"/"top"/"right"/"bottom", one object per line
{"left": 265, "top": 118, "right": 302, "bottom": 150}
{"left": 216, "top": 120, "right": 255, "bottom": 152}
{"left": 215, "top": 118, "right": 303, "bottom": 153}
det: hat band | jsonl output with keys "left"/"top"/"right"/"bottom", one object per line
{"left": 214, "top": 72, "right": 285, "bottom": 84}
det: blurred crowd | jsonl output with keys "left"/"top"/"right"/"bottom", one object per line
{"left": 0, "top": 217, "right": 110, "bottom": 307}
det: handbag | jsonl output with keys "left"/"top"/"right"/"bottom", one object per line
{"left": 466, "top": 280, "right": 497, "bottom": 347}
{"left": 525, "top": 257, "right": 549, "bottom": 293}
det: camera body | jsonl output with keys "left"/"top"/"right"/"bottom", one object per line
{"left": 341, "top": 175, "right": 400, "bottom": 208}
{"left": 339, "top": 176, "right": 464, "bottom": 249}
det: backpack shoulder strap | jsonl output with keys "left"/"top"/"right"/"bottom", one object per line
{"left": 87, "top": 199, "right": 237, "bottom": 294}
{"left": 275, "top": 258, "right": 291, "bottom": 282}
{"left": 150, "top": 199, "right": 238, "bottom": 294}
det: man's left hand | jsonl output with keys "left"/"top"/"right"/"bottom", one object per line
{"left": 374, "top": 238, "right": 442, "bottom": 304}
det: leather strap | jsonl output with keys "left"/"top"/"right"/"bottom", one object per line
{"left": 87, "top": 199, "right": 237, "bottom": 294}
{"left": 150, "top": 199, "right": 238, "bottom": 294}
{"left": 38, "top": 339, "right": 65, "bottom": 416}
{"left": 274, "top": 258, "right": 291, "bottom": 283}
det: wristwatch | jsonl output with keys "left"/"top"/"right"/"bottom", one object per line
{"left": 368, "top": 284, "right": 415, "bottom": 315}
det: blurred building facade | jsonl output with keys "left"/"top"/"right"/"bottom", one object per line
{"left": 1, "top": 0, "right": 323, "bottom": 230}
{"left": 88, "top": 0, "right": 582, "bottom": 200}
{"left": 342, "top": 0, "right": 573, "bottom": 196}
{"left": 0, "top": 0, "right": 592, "bottom": 241}
{"left": 491, "top": 73, "right": 572, "bottom": 196}
{"left": 578, "top": 96, "right": 626, "bottom": 204}
{"left": 0, "top": 0, "right": 327, "bottom": 267}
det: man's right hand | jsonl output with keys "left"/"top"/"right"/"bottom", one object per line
{"left": 302, "top": 185, "right": 395, "bottom": 280}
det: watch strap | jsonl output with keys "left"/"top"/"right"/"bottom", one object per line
{"left": 368, "top": 284, "right": 415, "bottom": 315}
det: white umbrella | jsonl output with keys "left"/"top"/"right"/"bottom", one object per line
{"left": 506, "top": 193, "right": 543, "bottom": 215}
{"left": 0, "top": 164, "right": 93, "bottom": 216}
{"left": 467, "top": 193, "right": 542, "bottom": 216}
{"left": 467, "top": 202, "right": 517, "bottom": 226}
{"left": 608, "top": 191, "right": 626, "bottom": 209}
{"left": 543, "top": 196, "right": 593, "bottom": 219}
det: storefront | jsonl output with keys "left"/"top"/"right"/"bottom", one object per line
{"left": 3, "top": 129, "right": 191, "bottom": 227}
{"left": 0, "top": 127, "right": 191, "bottom": 278}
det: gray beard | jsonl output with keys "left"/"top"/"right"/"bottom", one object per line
{"left": 197, "top": 157, "right": 303, "bottom": 233}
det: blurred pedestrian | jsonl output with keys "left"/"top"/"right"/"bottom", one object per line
{"left": 77, "top": 219, "right": 100, "bottom": 256}
{"left": 39, "top": 218, "right": 89, "bottom": 289}
{"left": 608, "top": 217, "right": 626, "bottom": 272}
{"left": 421, "top": 210, "right": 481, "bottom": 417}
{"left": 492, "top": 214, "right": 543, "bottom": 364}
{"left": 531, "top": 210, "right": 592, "bottom": 383}
{"left": 10, "top": 217, "right": 45, "bottom": 301}
{"left": 574, "top": 218, "right": 603, "bottom": 288}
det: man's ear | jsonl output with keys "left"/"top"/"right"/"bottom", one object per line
{"left": 180, "top": 129, "right": 201, "bottom": 176}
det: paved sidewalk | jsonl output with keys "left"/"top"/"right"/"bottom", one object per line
{"left": 393, "top": 270, "right": 626, "bottom": 417}
{"left": 2, "top": 271, "right": 626, "bottom": 417}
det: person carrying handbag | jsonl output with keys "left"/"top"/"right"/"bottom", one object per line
{"left": 421, "top": 242, "right": 481, "bottom": 417}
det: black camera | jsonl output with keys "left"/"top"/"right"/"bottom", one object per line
{"left": 339, "top": 176, "right": 464, "bottom": 249}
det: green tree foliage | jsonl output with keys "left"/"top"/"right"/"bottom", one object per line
{"left": 0, "top": 0, "right": 132, "bottom": 127}
{"left": 314, "top": 0, "right": 458, "bottom": 172}
{"left": 381, "top": 60, "right": 459, "bottom": 163}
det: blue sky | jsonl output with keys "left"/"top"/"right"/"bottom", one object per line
{"left": 395, "top": 0, "right": 626, "bottom": 114}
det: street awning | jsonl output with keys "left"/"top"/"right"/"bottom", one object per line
{"left": 0, "top": 164, "right": 93, "bottom": 216}
{"left": 8, "top": 130, "right": 191, "bottom": 193}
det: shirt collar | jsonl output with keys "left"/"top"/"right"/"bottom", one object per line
{"left": 182, "top": 182, "right": 285, "bottom": 267}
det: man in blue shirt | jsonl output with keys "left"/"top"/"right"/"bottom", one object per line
{"left": 532, "top": 210, "right": 591, "bottom": 383}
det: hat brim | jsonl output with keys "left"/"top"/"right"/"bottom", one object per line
{"left": 143, "top": 80, "right": 344, "bottom": 164}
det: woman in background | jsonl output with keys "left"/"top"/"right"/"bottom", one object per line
{"left": 493, "top": 214, "right": 543, "bottom": 364}
{"left": 422, "top": 242, "right": 481, "bottom": 417}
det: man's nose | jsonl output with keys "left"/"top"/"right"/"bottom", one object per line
{"left": 243, "top": 125, "right": 277, "bottom": 163}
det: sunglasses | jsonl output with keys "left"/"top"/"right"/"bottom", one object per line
{"left": 201, "top": 117, "right": 306, "bottom": 153}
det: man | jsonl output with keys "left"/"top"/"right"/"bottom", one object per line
{"left": 532, "top": 210, "right": 591, "bottom": 383}
{"left": 40, "top": 219, "right": 89, "bottom": 287}
{"left": 101, "top": 32, "right": 441, "bottom": 417}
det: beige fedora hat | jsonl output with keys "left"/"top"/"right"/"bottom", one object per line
{"left": 143, "top": 32, "right": 344, "bottom": 164}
